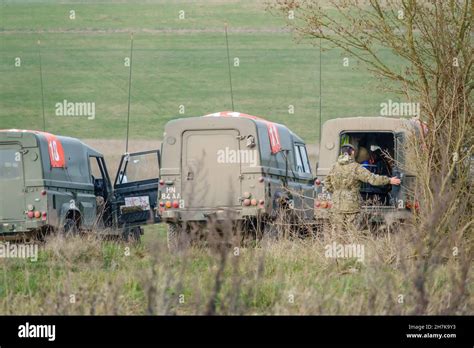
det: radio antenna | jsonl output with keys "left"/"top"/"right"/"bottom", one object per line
{"left": 318, "top": 36, "right": 322, "bottom": 144}
{"left": 37, "top": 39, "right": 46, "bottom": 131}
{"left": 125, "top": 33, "right": 134, "bottom": 153}
{"left": 224, "top": 23, "right": 234, "bottom": 111}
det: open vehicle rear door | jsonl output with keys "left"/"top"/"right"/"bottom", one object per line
{"left": 394, "top": 131, "right": 416, "bottom": 208}
{"left": 113, "top": 149, "right": 160, "bottom": 226}
{"left": 0, "top": 144, "right": 26, "bottom": 221}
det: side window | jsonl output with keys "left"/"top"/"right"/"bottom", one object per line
{"left": 294, "top": 144, "right": 311, "bottom": 174}
{"left": 89, "top": 156, "right": 103, "bottom": 182}
{"left": 299, "top": 145, "right": 311, "bottom": 174}
{"left": 116, "top": 151, "right": 160, "bottom": 185}
{"left": 294, "top": 145, "right": 304, "bottom": 173}
{"left": 0, "top": 149, "right": 21, "bottom": 180}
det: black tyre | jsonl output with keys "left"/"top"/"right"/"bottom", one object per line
{"left": 122, "top": 226, "right": 142, "bottom": 243}
{"left": 262, "top": 221, "right": 280, "bottom": 241}
{"left": 62, "top": 218, "right": 79, "bottom": 236}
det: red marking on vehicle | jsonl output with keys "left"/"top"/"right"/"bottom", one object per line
{"left": 204, "top": 111, "right": 282, "bottom": 154}
{"left": 42, "top": 132, "right": 66, "bottom": 168}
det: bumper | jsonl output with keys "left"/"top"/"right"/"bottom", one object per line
{"left": 0, "top": 219, "right": 46, "bottom": 234}
{"left": 158, "top": 206, "right": 265, "bottom": 222}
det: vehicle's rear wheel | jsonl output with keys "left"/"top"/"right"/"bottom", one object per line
{"left": 262, "top": 220, "right": 280, "bottom": 241}
{"left": 386, "top": 220, "right": 403, "bottom": 234}
{"left": 62, "top": 218, "right": 79, "bottom": 236}
{"left": 122, "top": 226, "right": 142, "bottom": 243}
{"left": 167, "top": 223, "right": 189, "bottom": 252}
{"left": 237, "top": 219, "right": 262, "bottom": 246}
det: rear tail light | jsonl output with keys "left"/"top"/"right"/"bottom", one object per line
{"left": 172, "top": 200, "right": 179, "bottom": 208}
{"left": 27, "top": 211, "right": 34, "bottom": 219}
{"left": 165, "top": 201, "right": 172, "bottom": 208}
{"left": 159, "top": 201, "right": 165, "bottom": 207}
{"left": 159, "top": 179, "right": 165, "bottom": 186}
{"left": 41, "top": 212, "right": 47, "bottom": 220}
{"left": 259, "top": 199, "right": 265, "bottom": 206}
{"left": 34, "top": 211, "right": 41, "bottom": 218}
{"left": 406, "top": 200, "right": 420, "bottom": 211}
{"left": 41, "top": 190, "right": 47, "bottom": 196}
{"left": 315, "top": 200, "right": 331, "bottom": 209}
{"left": 258, "top": 177, "right": 264, "bottom": 183}
{"left": 315, "top": 178, "right": 321, "bottom": 186}
{"left": 250, "top": 199, "right": 257, "bottom": 206}
{"left": 243, "top": 199, "right": 251, "bottom": 206}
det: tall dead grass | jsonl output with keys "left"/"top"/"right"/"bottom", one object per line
{"left": 0, "top": 219, "right": 471, "bottom": 315}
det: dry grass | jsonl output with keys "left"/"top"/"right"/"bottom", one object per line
{"left": 0, "top": 220, "right": 471, "bottom": 315}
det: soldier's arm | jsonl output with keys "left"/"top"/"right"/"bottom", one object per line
{"left": 355, "top": 164, "right": 391, "bottom": 186}
{"left": 324, "top": 172, "right": 334, "bottom": 193}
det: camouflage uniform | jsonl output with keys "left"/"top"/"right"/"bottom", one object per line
{"left": 324, "top": 154, "right": 391, "bottom": 231}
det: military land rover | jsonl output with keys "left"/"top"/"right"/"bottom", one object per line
{"left": 314, "top": 116, "right": 421, "bottom": 229}
{"left": 0, "top": 129, "right": 160, "bottom": 241}
{"left": 157, "top": 111, "right": 315, "bottom": 249}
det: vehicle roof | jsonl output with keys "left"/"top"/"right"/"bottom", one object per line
{"left": 0, "top": 129, "right": 102, "bottom": 157}
{"left": 164, "top": 112, "right": 305, "bottom": 144}
{"left": 322, "top": 116, "right": 414, "bottom": 133}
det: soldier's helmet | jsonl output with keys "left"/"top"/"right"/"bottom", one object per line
{"left": 340, "top": 143, "right": 355, "bottom": 156}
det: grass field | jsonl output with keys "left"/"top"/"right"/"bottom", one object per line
{"left": 2, "top": 225, "right": 470, "bottom": 315}
{"left": 0, "top": 0, "right": 401, "bottom": 142}
{"left": 1, "top": 1, "right": 470, "bottom": 316}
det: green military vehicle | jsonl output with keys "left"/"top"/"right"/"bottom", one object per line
{"left": 314, "top": 116, "right": 421, "bottom": 229}
{"left": 0, "top": 129, "right": 160, "bottom": 241}
{"left": 157, "top": 111, "right": 315, "bottom": 249}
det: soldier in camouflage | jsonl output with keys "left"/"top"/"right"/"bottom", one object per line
{"left": 324, "top": 144, "right": 401, "bottom": 231}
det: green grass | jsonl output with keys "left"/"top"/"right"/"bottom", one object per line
{"left": 0, "top": 0, "right": 399, "bottom": 142}
{"left": 1, "top": 1, "right": 287, "bottom": 31}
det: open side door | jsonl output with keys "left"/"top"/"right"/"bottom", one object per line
{"left": 393, "top": 132, "right": 409, "bottom": 208}
{"left": 88, "top": 155, "right": 113, "bottom": 228}
{"left": 113, "top": 149, "right": 161, "bottom": 226}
